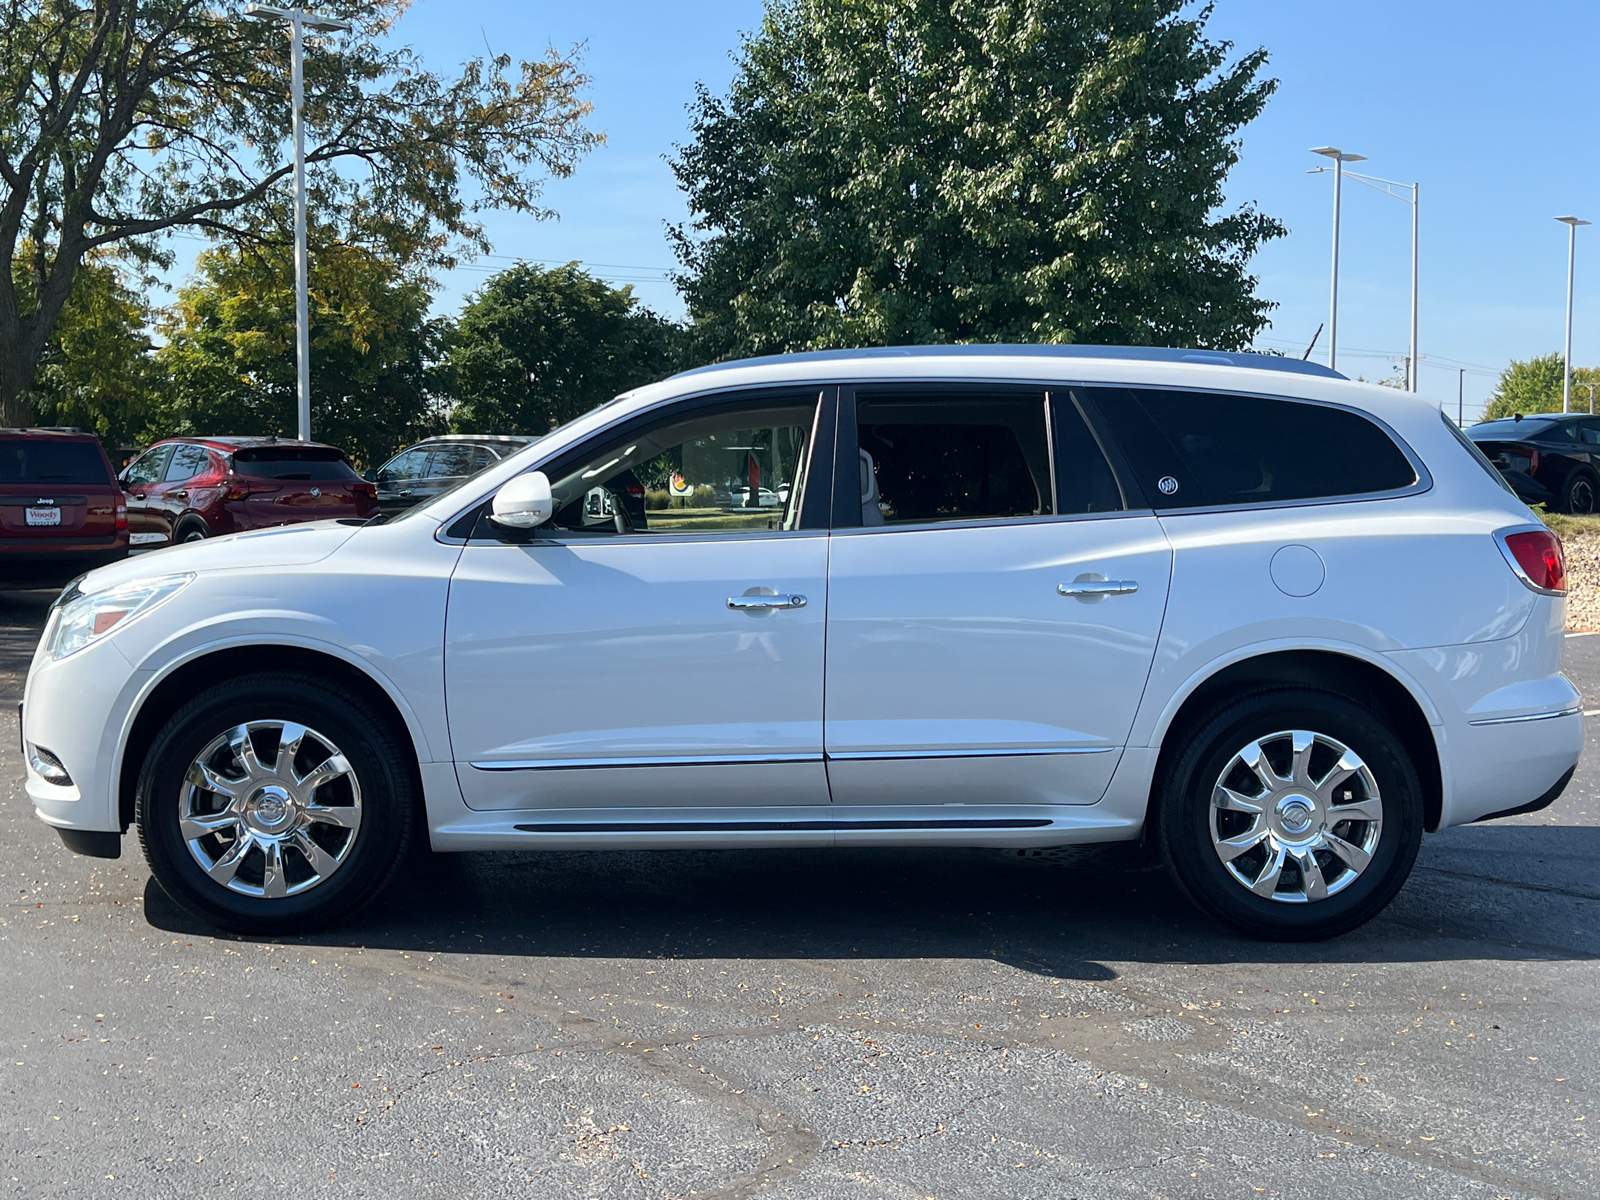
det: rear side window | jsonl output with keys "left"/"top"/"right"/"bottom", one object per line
{"left": 1086, "top": 388, "right": 1418, "bottom": 509}
{"left": 427, "top": 444, "right": 492, "bottom": 479}
{"left": 856, "top": 392, "right": 1050, "bottom": 525}
{"left": 164, "top": 443, "right": 213, "bottom": 482}
{"left": 232, "top": 447, "right": 357, "bottom": 480}
{"left": 0, "top": 438, "right": 111, "bottom": 485}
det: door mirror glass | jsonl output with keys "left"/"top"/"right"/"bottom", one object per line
{"left": 490, "top": 471, "right": 554, "bottom": 528}
{"left": 362, "top": 467, "right": 378, "bottom": 482}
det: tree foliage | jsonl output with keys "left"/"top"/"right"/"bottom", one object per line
{"left": 446, "top": 262, "right": 684, "bottom": 435}
{"left": 1481, "top": 354, "right": 1600, "bottom": 420}
{"left": 154, "top": 242, "right": 447, "bottom": 466}
{"left": 670, "top": 0, "right": 1283, "bottom": 360}
{"left": 0, "top": 0, "right": 601, "bottom": 423}
{"left": 14, "top": 248, "right": 156, "bottom": 445}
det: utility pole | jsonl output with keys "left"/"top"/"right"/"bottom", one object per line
{"left": 244, "top": 4, "right": 353, "bottom": 443}
{"left": 1458, "top": 368, "right": 1465, "bottom": 427}
{"left": 1311, "top": 148, "right": 1366, "bottom": 373}
{"left": 1557, "top": 216, "right": 1590, "bottom": 415}
{"left": 1409, "top": 180, "right": 1420, "bottom": 392}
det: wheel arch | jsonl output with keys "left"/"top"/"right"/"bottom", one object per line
{"left": 1147, "top": 647, "right": 1444, "bottom": 835}
{"left": 115, "top": 642, "right": 427, "bottom": 833}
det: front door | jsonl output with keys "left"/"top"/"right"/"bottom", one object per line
{"left": 120, "top": 444, "right": 174, "bottom": 546}
{"left": 445, "top": 390, "right": 835, "bottom": 816}
{"left": 824, "top": 387, "right": 1172, "bottom": 808}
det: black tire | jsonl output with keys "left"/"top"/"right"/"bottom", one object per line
{"left": 1155, "top": 687, "right": 1423, "bottom": 941}
{"left": 174, "top": 518, "right": 209, "bottom": 543}
{"left": 136, "top": 672, "right": 415, "bottom": 934}
{"left": 1563, "top": 469, "right": 1599, "bottom": 515}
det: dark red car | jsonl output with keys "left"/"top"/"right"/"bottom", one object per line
{"left": 0, "top": 429, "right": 128, "bottom": 587}
{"left": 119, "top": 437, "right": 378, "bottom": 546}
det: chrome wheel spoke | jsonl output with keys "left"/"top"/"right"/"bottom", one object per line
{"left": 1329, "top": 796, "right": 1382, "bottom": 824}
{"left": 292, "top": 830, "right": 340, "bottom": 879}
{"left": 1213, "top": 785, "right": 1264, "bottom": 814}
{"left": 1288, "top": 730, "right": 1317, "bottom": 788}
{"left": 1249, "top": 845, "right": 1287, "bottom": 897}
{"left": 206, "top": 835, "right": 252, "bottom": 886}
{"left": 259, "top": 838, "right": 288, "bottom": 899}
{"left": 227, "top": 726, "right": 265, "bottom": 779}
{"left": 181, "top": 811, "right": 241, "bottom": 841}
{"left": 303, "top": 804, "right": 359, "bottom": 830}
{"left": 1324, "top": 831, "right": 1373, "bottom": 872}
{"left": 1290, "top": 848, "right": 1329, "bottom": 901}
{"left": 186, "top": 761, "right": 240, "bottom": 799}
{"left": 274, "top": 722, "right": 309, "bottom": 776}
{"left": 1237, "top": 741, "right": 1287, "bottom": 792}
{"left": 1315, "top": 752, "right": 1363, "bottom": 803}
{"left": 1215, "top": 823, "right": 1270, "bottom": 862}
{"left": 297, "top": 753, "right": 353, "bottom": 796}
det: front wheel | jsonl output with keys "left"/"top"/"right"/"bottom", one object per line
{"left": 136, "top": 672, "right": 415, "bottom": 934}
{"left": 1156, "top": 688, "right": 1423, "bottom": 940}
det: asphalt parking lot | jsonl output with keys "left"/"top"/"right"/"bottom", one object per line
{"left": 1, "top": 587, "right": 1596, "bottom": 1199}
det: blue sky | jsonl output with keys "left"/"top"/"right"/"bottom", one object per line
{"left": 298, "top": 0, "right": 1600, "bottom": 419}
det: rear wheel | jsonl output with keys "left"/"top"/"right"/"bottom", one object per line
{"left": 174, "top": 518, "right": 209, "bottom": 543}
{"left": 1563, "top": 469, "right": 1598, "bottom": 515}
{"left": 136, "top": 672, "right": 414, "bottom": 934}
{"left": 1156, "top": 688, "right": 1423, "bottom": 940}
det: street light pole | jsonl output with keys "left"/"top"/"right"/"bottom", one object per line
{"left": 1311, "top": 147, "right": 1366, "bottom": 373}
{"left": 1557, "top": 216, "right": 1591, "bottom": 415}
{"left": 244, "top": 4, "right": 352, "bottom": 443}
{"left": 1409, "top": 180, "right": 1419, "bottom": 392}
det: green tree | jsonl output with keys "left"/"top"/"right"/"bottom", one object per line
{"left": 0, "top": 0, "right": 601, "bottom": 425}
{"left": 155, "top": 243, "right": 447, "bottom": 466}
{"left": 14, "top": 249, "right": 157, "bottom": 446}
{"left": 446, "top": 262, "right": 684, "bottom": 435}
{"left": 1480, "top": 354, "right": 1600, "bottom": 420}
{"left": 670, "top": 0, "right": 1283, "bottom": 361}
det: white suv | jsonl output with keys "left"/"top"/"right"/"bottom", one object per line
{"left": 22, "top": 347, "right": 1581, "bottom": 939}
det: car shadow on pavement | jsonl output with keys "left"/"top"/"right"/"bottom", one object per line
{"left": 141, "top": 823, "right": 1600, "bottom": 978}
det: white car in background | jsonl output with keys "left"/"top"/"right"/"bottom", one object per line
{"left": 21, "top": 346, "right": 1581, "bottom": 940}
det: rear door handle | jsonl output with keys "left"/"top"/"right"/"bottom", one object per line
{"left": 1057, "top": 580, "right": 1138, "bottom": 597}
{"left": 172, "top": 490, "right": 187, "bottom": 499}
{"left": 727, "top": 594, "right": 807, "bottom": 611}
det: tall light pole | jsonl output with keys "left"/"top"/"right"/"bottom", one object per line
{"left": 1311, "top": 164, "right": 1420, "bottom": 390}
{"left": 245, "top": 4, "right": 352, "bottom": 443}
{"left": 1310, "top": 147, "right": 1366, "bottom": 373}
{"left": 1557, "top": 216, "right": 1590, "bottom": 414}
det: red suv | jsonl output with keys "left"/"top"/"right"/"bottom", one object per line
{"left": 119, "top": 437, "right": 378, "bottom": 546}
{"left": 0, "top": 429, "right": 128, "bottom": 587}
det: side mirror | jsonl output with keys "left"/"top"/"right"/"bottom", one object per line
{"left": 490, "top": 470, "right": 554, "bottom": 529}
{"left": 362, "top": 467, "right": 377, "bottom": 482}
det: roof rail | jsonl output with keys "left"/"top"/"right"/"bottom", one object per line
{"left": 669, "top": 344, "right": 1346, "bottom": 381}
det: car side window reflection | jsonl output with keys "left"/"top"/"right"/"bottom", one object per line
{"left": 164, "top": 443, "right": 211, "bottom": 483}
{"left": 122, "top": 445, "right": 173, "bottom": 487}
{"left": 536, "top": 399, "right": 819, "bottom": 537}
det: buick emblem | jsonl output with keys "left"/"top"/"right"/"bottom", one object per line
{"left": 310, "top": 487, "right": 321, "bottom": 498}
{"left": 1157, "top": 475, "right": 1180, "bottom": 496}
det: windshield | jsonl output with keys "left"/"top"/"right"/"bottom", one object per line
{"left": 384, "top": 434, "right": 550, "bottom": 524}
{"left": 1469, "top": 418, "right": 1553, "bottom": 438}
{"left": 232, "top": 447, "right": 357, "bottom": 480}
{"left": 0, "top": 438, "right": 111, "bottom": 484}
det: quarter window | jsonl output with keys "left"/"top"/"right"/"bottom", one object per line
{"left": 856, "top": 393, "right": 1051, "bottom": 525}
{"left": 1087, "top": 388, "right": 1418, "bottom": 509}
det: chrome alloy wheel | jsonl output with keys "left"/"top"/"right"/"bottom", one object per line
{"left": 1209, "top": 729, "right": 1383, "bottom": 904}
{"left": 179, "top": 720, "right": 363, "bottom": 899}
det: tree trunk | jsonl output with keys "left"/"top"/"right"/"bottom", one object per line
{"left": 0, "top": 331, "right": 38, "bottom": 428}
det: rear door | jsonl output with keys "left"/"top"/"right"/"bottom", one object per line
{"left": 822, "top": 386, "right": 1173, "bottom": 809}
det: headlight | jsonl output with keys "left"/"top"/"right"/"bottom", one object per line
{"left": 45, "top": 574, "right": 193, "bottom": 661}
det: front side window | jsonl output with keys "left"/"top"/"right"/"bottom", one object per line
{"left": 539, "top": 396, "right": 819, "bottom": 536}
{"left": 122, "top": 444, "right": 173, "bottom": 487}
{"left": 380, "top": 447, "right": 431, "bottom": 481}
{"left": 1087, "top": 388, "right": 1418, "bottom": 509}
{"left": 856, "top": 392, "right": 1051, "bottom": 525}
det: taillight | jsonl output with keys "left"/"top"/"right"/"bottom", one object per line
{"left": 1501, "top": 529, "right": 1567, "bottom": 593}
{"left": 114, "top": 498, "right": 127, "bottom": 532}
{"left": 1529, "top": 449, "right": 1541, "bottom": 474}
{"left": 623, "top": 482, "right": 645, "bottom": 496}
{"left": 351, "top": 481, "right": 376, "bottom": 497}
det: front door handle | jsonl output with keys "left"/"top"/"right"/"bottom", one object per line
{"left": 172, "top": 490, "right": 187, "bottom": 499}
{"left": 1057, "top": 580, "right": 1139, "bottom": 597}
{"left": 727, "top": 594, "right": 808, "bottom": 611}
